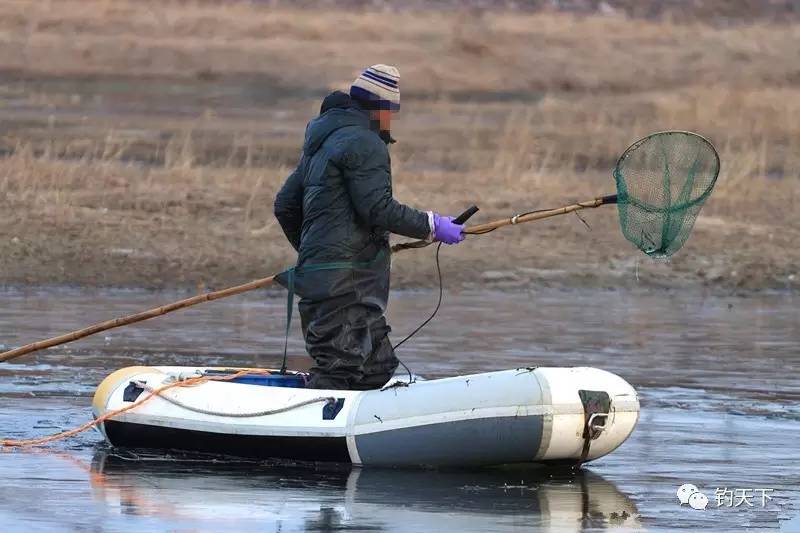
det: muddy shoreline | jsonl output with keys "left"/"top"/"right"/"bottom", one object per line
{"left": 0, "top": 276, "right": 797, "bottom": 296}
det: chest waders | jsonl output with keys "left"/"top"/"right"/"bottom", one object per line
{"left": 280, "top": 250, "right": 387, "bottom": 373}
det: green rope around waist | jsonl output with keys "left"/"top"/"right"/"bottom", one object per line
{"left": 280, "top": 250, "right": 386, "bottom": 373}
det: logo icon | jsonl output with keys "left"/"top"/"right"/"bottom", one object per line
{"left": 689, "top": 491, "right": 709, "bottom": 510}
{"left": 677, "top": 484, "right": 707, "bottom": 510}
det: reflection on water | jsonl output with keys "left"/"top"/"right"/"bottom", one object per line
{"left": 1, "top": 287, "right": 799, "bottom": 531}
{"left": 0, "top": 448, "right": 642, "bottom": 533}
{"left": 87, "top": 451, "right": 641, "bottom": 532}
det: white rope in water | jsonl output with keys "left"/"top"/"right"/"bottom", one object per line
{"left": 132, "top": 380, "right": 335, "bottom": 418}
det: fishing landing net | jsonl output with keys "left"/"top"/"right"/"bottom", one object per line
{"left": 613, "top": 131, "right": 720, "bottom": 258}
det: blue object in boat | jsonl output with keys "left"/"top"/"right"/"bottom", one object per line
{"left": 202, "top": 369, "right": 307, "bottom": 388}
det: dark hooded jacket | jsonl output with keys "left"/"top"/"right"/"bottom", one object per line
{"left": 274, "top": 93, "right": 430, "bottom": 303}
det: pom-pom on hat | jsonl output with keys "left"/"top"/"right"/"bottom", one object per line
{"left": 350, "top": 64, "right": 400, "bottom": 111}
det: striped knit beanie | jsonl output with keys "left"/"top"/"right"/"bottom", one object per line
{"left": 350, "top": 64, "right": 400, "bottom": 111}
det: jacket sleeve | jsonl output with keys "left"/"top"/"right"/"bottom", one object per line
{"left": 341, "top": 139, "right": 431, "bottom": 240}
{"left": 273, "top": 157, "right": 305, "bottom": 251}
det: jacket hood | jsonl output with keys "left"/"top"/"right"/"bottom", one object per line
{"left": 303, "top": 92, "right": 369, "bottom": 156}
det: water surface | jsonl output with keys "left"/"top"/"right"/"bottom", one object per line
{"left": 1, "top": 288, "right": 798, "bottom": 531}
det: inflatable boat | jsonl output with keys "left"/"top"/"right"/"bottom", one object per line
{"left": 92, "top": 366, "right": 639, "bottom": 467}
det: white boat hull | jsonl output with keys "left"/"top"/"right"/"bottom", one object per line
{"left": 92, "top": 366, "right": 639, "bottom": 467}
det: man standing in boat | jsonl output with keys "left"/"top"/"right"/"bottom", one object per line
{"left": 274, "top": 64, "right": 465, "bottom": 390}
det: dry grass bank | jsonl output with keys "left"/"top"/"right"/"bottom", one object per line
{"left": 0, "top": 1, "right": 798, "bottom": 290}
{"left": 1, "top": 136, "right": 796, "bottom": 291}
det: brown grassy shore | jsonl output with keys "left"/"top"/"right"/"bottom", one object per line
{"left": 0, "top": 1, "right": 798, "bottom": 291}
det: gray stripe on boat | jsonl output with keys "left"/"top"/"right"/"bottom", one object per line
{"left": 355, "top": 415, "right": 543, "bottom": 466}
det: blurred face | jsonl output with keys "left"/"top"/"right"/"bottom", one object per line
{"left": 370, "top": 109, "right": 394, "bottom": 131}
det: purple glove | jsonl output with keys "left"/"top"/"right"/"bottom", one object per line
{"left": 433, "top": 213, "right": 465, "bottom": 244}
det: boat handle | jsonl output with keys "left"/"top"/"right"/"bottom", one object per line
{"left": 587, "top": 413, "right": 609, "bottom": 438}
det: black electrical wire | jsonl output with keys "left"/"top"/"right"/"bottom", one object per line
{"left": 391, "top": 242, "right": 445, "bottom": 383}
{"left": 389, "top": 203, "right": 590, "bottom": 382}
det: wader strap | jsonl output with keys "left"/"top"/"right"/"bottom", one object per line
{"left": 280, "top": 250, "right": 386, "bottom": 373}
{"left": 282, "top": 267, "right": 295, "bottom": 374}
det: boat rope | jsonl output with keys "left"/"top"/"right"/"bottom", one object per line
{"left": 131, "top": 379, "right": 335, "bottom": 418}
{"left": 0, "top": 369, "right": 300, "bottom": 448}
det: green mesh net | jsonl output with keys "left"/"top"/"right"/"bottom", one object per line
{"left": 613, "top": 131, "right": 720, "bottom": 257}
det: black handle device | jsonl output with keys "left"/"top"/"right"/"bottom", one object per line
{"left": 453, "top": 205, "right": 479, "bottom": 225}
{"left": 390, "top": 205, "right": 479, "bottom": 253}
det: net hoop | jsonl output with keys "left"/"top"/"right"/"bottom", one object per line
{"left": 614, "top": 130, "right": 720, "bottom": 214}
{"left": 613, "top": 130, "right": 720, "bottom": 257}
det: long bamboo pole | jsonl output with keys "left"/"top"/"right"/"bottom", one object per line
{"left": 0, "top": 195, "right": 617, "bottom": 364}
{"left": 465, "top": 196, "right": 613, "bottom": 234}
{"left": 391, "top": 195, "right": 615, "bottom": 252}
